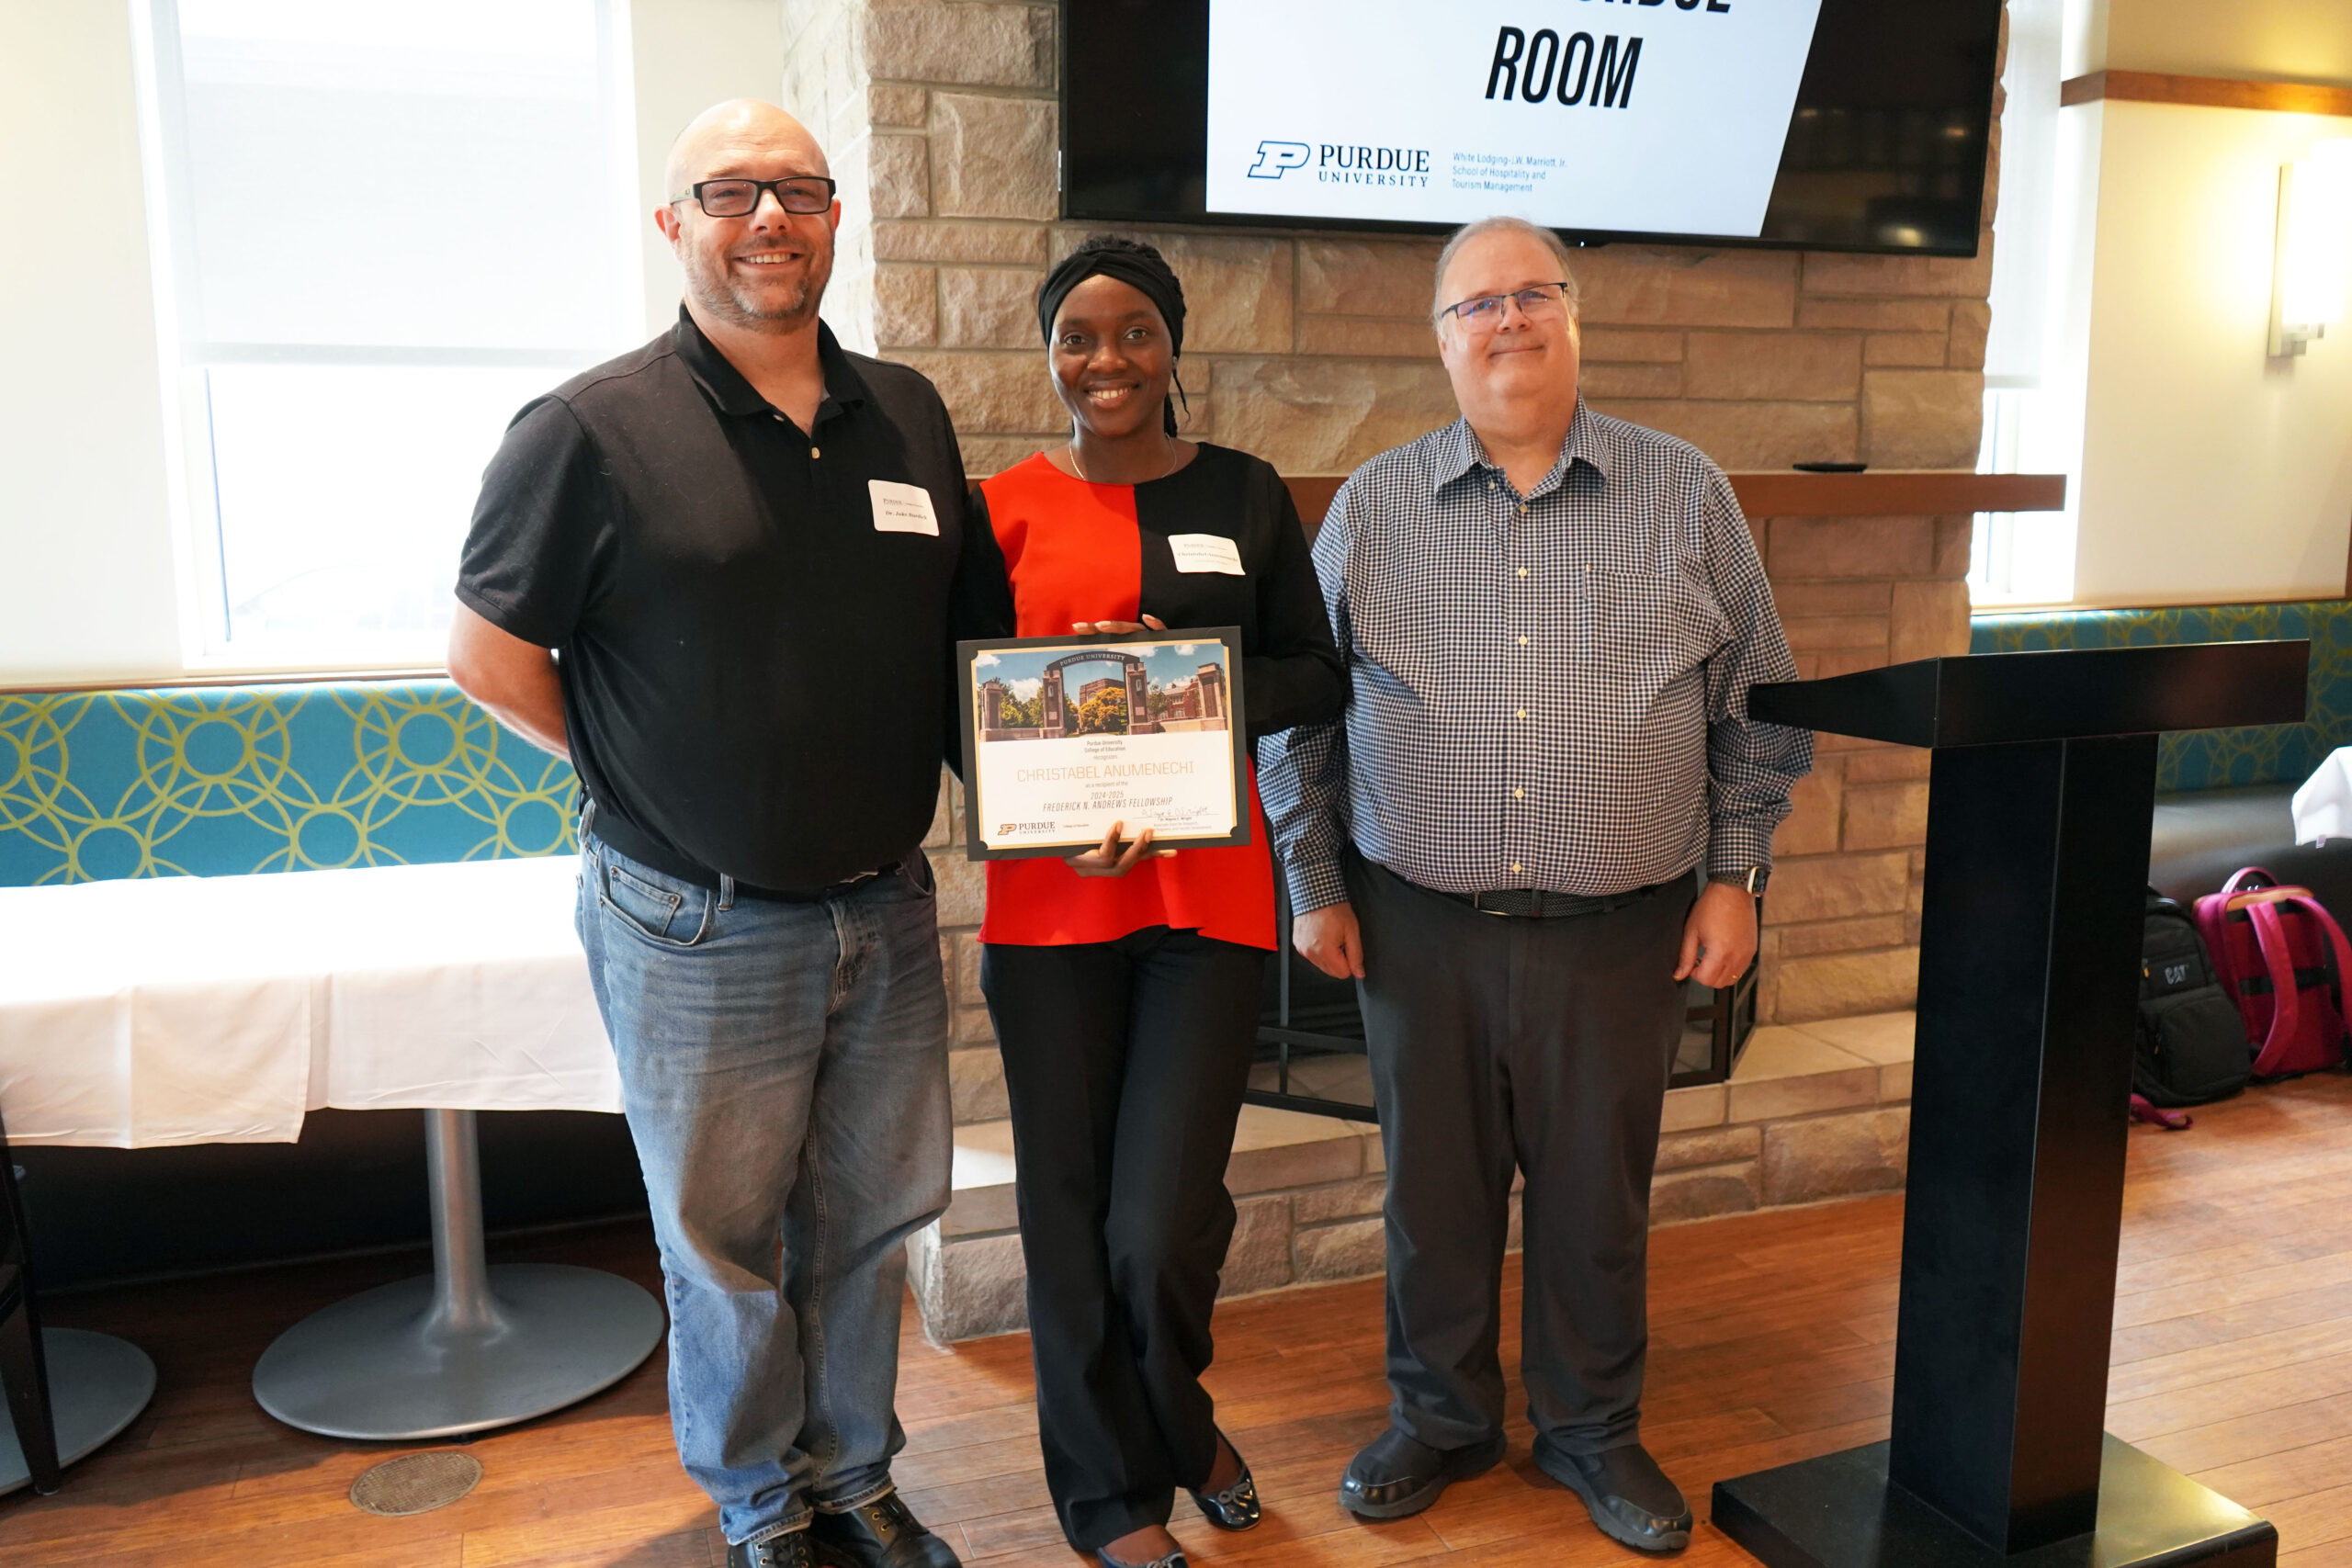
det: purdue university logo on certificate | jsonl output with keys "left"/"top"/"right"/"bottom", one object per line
{"left": 956, "top": 629, "right": 1251, "bottom": 861}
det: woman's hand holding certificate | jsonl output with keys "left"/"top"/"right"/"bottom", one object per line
{"left": 956, "top": 625, "right": 1250, "bottom": 862}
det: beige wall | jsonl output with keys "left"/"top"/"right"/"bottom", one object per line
{"left": 2068, "top": 102, "right": 2352, "bottom": 605}
{"left": 2052, "top": 0, "right": 2352, "bottom": 607}
{"left": 2091, "top": 0, "right": 2352, "bottom": 85}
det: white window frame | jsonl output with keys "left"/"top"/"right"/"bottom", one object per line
{"left": 1973, "top": 387, "right": 2037, "bottom": 604}
{"left": 127, "top": 0, "right": 642, "bottom": 674}
{"left": 1969, "top": 0, "right": 2081, "bottom": 610}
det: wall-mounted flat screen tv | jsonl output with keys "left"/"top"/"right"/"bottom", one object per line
{"left": 1064, "top": 0, "right": 2002, "bottom": 255}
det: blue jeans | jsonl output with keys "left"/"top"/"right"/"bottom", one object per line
{"left": 575, "top": 832, "right": 952, "bottom": 1545}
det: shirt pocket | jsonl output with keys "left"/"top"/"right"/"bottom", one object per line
{"left": 1588, "top": 562, "right": 1730, "bottom": 693}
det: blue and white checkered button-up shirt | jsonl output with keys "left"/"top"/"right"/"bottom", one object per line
{"left": 1259, "top": 402, "right": 1814, "bottom": 915}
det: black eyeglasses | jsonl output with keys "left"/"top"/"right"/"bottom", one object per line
{"left": 1440, "top": 282, "right": 1574, "bottom": 330}
{"left": 671, "top": 175, "right": 837, "bottom": 218}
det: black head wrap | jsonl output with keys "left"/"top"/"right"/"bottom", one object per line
{"left": 1035, "top": 234, "right": 1190, "bottom": 436}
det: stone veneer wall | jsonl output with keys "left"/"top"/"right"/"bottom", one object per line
{"left": 780, "top": 0, "right": 2004, "bottom": 1076}
{"left": 1749, "top": 513, "right": 1972, "bottom": 1021}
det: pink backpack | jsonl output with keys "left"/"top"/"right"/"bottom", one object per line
{"left": 2193, "top": 868, "right": 2352, "bottom": 1078}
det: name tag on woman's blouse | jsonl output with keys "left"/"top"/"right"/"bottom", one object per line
{"left": 1168, "top": 534, "right": 1244, "bottom": 575}
{"left": 869, "top": 480, "right": 939, "bottom": 536}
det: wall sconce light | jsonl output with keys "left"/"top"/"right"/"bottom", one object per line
{"left": 2271, "top": 139, "right": 2352, "bottom": 357}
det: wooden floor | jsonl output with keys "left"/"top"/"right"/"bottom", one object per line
{"left": 10, "top": 1075, "right": 2352, "bottom": 1567}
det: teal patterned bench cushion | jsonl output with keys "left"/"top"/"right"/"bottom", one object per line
{"left": 0, "top": 680, "right": 576, "bottom": 887}
{"left": 1970, "top": 602, "right": 2352, "bottom": 793}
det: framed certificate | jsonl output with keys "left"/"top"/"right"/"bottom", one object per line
{"left": 958, "top": 627, "right": 1250, "bottom": 861}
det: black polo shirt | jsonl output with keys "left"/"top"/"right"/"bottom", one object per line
{"left": 457, "top": 310, "right": 968, "bottom": 893}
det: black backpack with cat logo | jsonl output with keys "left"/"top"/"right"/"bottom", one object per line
{"left": 2135, "top": 887, "right": 2253, "bottom": 1107}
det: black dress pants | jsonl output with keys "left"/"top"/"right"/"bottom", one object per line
{"left": 980, "top": 926, "right": 1263, "bottom": 1551}
{"left": 1351, "top": 857, "right": 1696, "bottom": 1458}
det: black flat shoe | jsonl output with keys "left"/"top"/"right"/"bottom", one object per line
{"left": 1338, "top": 1427, "right": 1508, "bottom": 1519}
{"left": 1534, "top": 1438, "right": 1692, "bottom": 1553}
{"left": 808, "top": 1489, "right": 961, "bottom": 1568}
{"left": 1188, "top": 1428, "right": 1261, "bottom": 1530}
{"left": 728, "top": 1529, "right": 816, "bottom": 1568}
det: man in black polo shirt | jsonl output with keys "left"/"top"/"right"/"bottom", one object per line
{"left": 449, "top": 100, "right": 967, "bottom": 1568}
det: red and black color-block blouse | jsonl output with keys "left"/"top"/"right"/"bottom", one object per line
{"left": 966, "top": 444, "right": 1346, "bottom": 950}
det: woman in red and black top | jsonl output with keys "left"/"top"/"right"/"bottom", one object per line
{"left": 962, "top": 237, "right": 1345, "bottom": 1568}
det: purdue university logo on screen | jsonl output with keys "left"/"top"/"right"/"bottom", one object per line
{"left": 1247, "top": 139, "right": 1432, "bottom": 188}
{"left": 1248, "top": 141, "right": 1309, "bottom": 178}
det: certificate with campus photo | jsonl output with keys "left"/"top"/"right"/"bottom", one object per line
{"left": 958, "top": 628, "right": 1250, "bottom": 861}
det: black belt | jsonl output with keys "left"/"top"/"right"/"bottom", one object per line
{"left": 582, "top": 798, "right": 898, "bottom": 904}
{"left": 1426, "top": 874, "right": 1680, "bottom": 919}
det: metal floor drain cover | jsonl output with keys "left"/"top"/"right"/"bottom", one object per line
{"left": 349, "top": 1450, "right": 483, "bottom": 1516}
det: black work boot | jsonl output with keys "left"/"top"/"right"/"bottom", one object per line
{"left": 1535, "top": 1438, "right": 1693, "bottom": 1553}
{"left": 727, "top": 1528, "right": 816, "bottom": 1568}
{"left": 808, "top": 1489, "right": 961, "bottom": 1568}
{"left": 1338, "top": 1426, "right": 1508, "bottom": 1518}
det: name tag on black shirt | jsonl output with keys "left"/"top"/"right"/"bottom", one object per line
{"left": 1168, "top": 533, "right": 1244, "bottom": 575}
{"left": 869, "top": 479, "right": 940, "bottom": 536}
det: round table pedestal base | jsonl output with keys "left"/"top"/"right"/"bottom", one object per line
{"left": 0, "top": 1328, "right": 157, "bottom": 1495}
{"left": 251, "top": 1263, "right": 663, "bottom": 1440}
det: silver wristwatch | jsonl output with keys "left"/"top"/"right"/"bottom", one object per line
{"left": 1708, "top": 865, "right": 1768, "bottom": 894}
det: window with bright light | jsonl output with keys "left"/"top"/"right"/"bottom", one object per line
{"left": 1969, "top": 0, "right": 2077, "bottom": 609}
{"left": 1972, "top": 386, "right": 2076, "bottom": 605}
{"left": 137, "top": 0, "right": 639, "bottom": 665}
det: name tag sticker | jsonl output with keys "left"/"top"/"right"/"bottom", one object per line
{"left": 869, "top": 480, "right": 939, "bottom": 536}
{"left": 1168, "top": 533, "right": 1245, "bottom": 575}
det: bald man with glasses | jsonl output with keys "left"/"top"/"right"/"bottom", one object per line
{"left": 1260, "top": 216, "right": 1812, "bottom": 1554}
{"left": 449, "top": 101, "right": 977, "bottom": 1568}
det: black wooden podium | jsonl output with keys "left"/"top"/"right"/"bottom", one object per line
{"left": 1712, "top": 642, "right": 2309, "bottom": 1568}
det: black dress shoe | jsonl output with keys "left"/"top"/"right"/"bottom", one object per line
{"left": 808, "top": 1490, "right": 962, "bottom": 1568}
{"left": 1534, "top": 1438, "right": 1693, "bottom": 1553}
{"left": 1187, "top": 1428, "right": 1261, "bottom": 1530}
{"left": 727, "top": 1529, "right": 816, "bottom": 1568}
{"left": 1338, "top": 1427, "right": 1508, "bottom": 1518}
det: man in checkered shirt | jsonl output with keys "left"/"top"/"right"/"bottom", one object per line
{"left": 1258, "top": 216, "right": 1813, "bottom": 1554}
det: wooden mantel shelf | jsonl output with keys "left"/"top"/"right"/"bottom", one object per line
{"left": 1284, "top": 470, "right": 2064, "bottom": 526}
{"left": 2060, "top": 70, "right": 2352, "bottom": 118}
{"left": 1726, "top": 470, "right": 2065, "bottom": 517}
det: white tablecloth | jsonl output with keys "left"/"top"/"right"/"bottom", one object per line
{"left": 2294, "top": 747, "right": 2352, "bottom": 843}
{"left": 0, "top": 857, "right": 617, "bottom": 1148}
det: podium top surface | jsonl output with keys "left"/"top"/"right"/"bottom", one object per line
{"left": 1746, "top": 641, "right": 2309, "bottom": 747}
